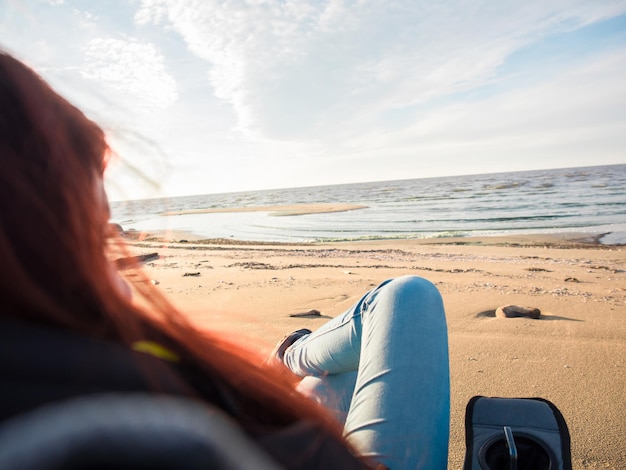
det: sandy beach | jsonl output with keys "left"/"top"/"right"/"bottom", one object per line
{"left": 121, "top": 232, "right": 625, "bottom": 469}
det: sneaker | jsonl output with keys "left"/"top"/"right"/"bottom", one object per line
{"left": 269, "top": 328, "right": 312, "bottom": 364}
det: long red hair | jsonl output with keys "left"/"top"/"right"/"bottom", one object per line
{"left": 0, "top": 51, "right": 343, "bottom": 435}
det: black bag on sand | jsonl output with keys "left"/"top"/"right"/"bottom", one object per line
{"left": 463, "top": 396, "right": 572, "bottom": 470}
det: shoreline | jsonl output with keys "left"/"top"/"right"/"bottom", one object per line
{"left": 111, "top": 194, "right": 626, "bottom": 247}
{"left": 122, "top": 231, "right": 625, "bottom": 468}
{"left": 122, "top": 229, "right": 624, "bottom": 250}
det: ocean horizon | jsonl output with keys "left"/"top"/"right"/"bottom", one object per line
{"left": 111, "top": 164, "right": 626, "bottom": 245}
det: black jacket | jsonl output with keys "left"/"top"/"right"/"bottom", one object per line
{"left": 0, "top": 316, "right": 368, "bottom": 469}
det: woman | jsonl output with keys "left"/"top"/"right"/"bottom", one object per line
{"left": 0, "top": 51, "right": 449, "bottom": 469}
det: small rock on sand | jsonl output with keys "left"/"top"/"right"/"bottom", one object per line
{"left": 289, "top": 309, "right": 321, "bottom": 318}
{"left": 495, "top": 305, "right": 541, "bottom": 319}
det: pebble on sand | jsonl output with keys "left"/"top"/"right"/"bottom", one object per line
{"left": 495, "top": 305, "right": 541, "bottom": 319}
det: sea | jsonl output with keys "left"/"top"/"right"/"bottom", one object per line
{"left": 110, "top": 164, "right": 626, "bottom": 245}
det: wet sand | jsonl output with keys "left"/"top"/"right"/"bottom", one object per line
{"left": 122, "top": 232, "right": 626, "bottom": 469}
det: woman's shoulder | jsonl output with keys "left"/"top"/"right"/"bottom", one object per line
{"left": 0, "top": 315, "right": 193, "bottom": 421}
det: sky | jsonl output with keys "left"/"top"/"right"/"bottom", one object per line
{"left": 1, "top": 0, "right": 625, "bottom": 201}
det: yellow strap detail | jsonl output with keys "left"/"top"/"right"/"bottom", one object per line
{"left": 132, "top": 341, "right": 180, "bottom": 363}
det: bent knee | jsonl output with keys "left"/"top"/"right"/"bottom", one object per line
{"left": 382, "top": 275, "right": 444, "bottom": 313}
{"left": 387, "top": 275, "right": 440, "bottom": 297}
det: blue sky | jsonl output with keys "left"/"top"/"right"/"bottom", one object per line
{"left": 1, "top": 0, "right": 625, "bottom": 200}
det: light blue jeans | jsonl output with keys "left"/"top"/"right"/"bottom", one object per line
{"left": 283, "top": 276, "right": 450, "bottom": 469}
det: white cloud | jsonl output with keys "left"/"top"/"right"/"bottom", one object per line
{"left": 423, "top": 49, "right": 625, "bottom": 142}
{"left": 334, "top": 47, "right": 626, "bottom": 175}
{"left": 81, "top": 37, "right": 178, "bottom": 109}
{"left": 134, "top": 0, "right": 168, "bottom": 26}
{"left": 133, "top": 0, "right": 626, "bottom": 143}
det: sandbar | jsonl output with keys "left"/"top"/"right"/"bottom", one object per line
{"left": 162, "top": 203, "right": 368, "bottom": 217}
